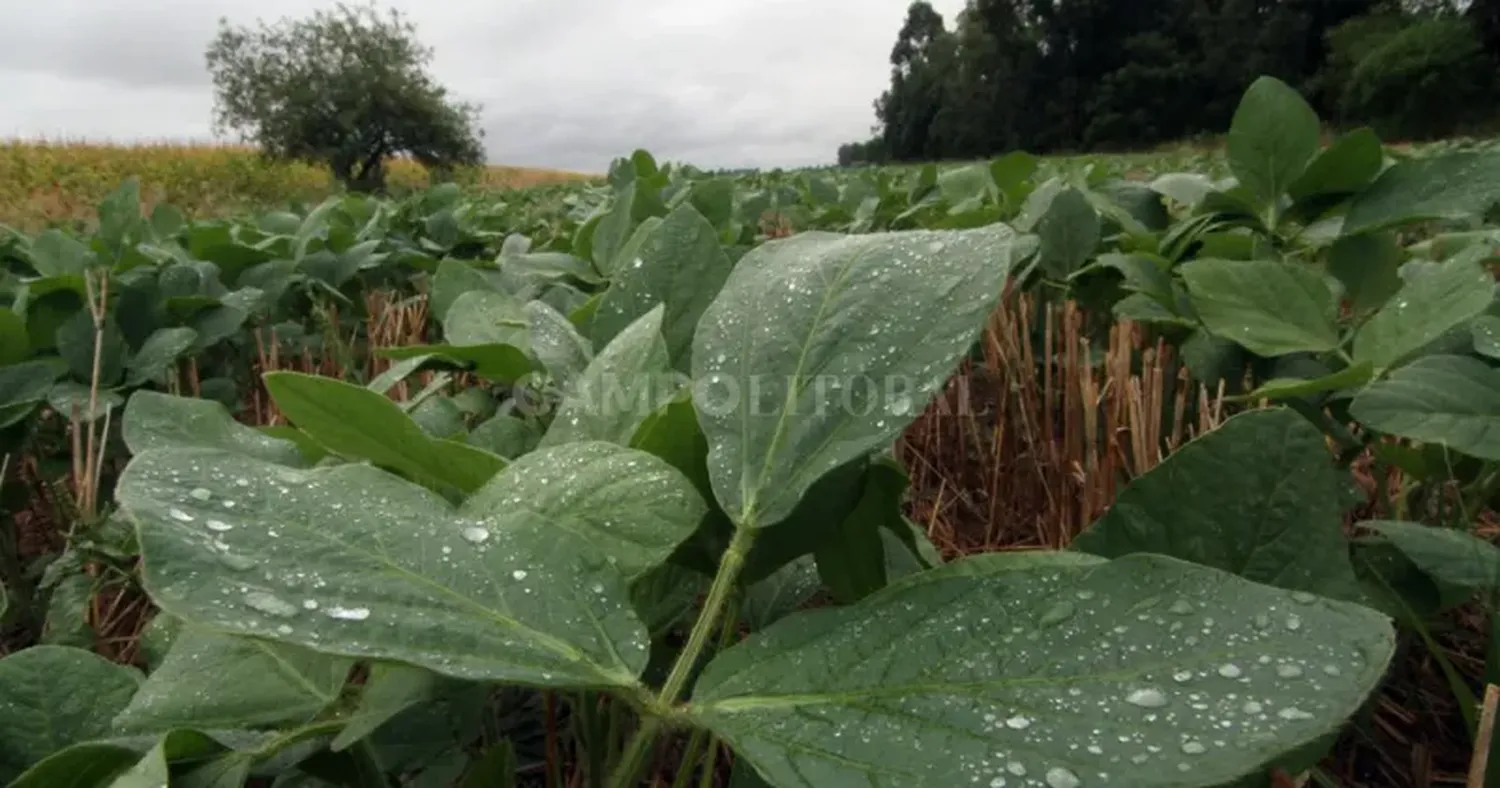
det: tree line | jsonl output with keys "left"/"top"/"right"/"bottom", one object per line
{"left": 840, "top": 0, "right": 1500, "bottom": 165}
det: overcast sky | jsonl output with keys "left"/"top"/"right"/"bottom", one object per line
{"left": 0, "top": 0, "right": 967, "bottom": 172}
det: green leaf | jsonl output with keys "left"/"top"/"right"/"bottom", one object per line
{"left": 742, "top": 556, "right": 821, "bottom": 631}
{"left": 1365, "top": 520, "right": 1500, "bottom": 589}
{"left": 465, "top": 441, "right": 705, "bottom": 581}
{"left": 112, "top": 627, "right": 351, "bottom": 733}
{"left": 693, "top": 224, "right": 1018, "bottom": 527}
{"left": 1227, "top": 76, "right": 1322, "bottom": 209}
{"left": 0, "top": 359, "right": 66, "bottom": 428}
{"left": 1244, "top": 362, "right": 1373, "bottom": 401}
{"left": 1343, "top": 150, "right": 1500, "bottom": 235}
{"left": 331, "top": 663, "right": 441, "bottom": 751}
{"left": 459, "top": 740, "right": 516, "bottom": 788}
{"left": 0, "top": 646, "right": 141, "bottom": 784}
{"left": 1350, "top": 355, "right": 1500, "bottom": 460}
{"left": 123, "top": 328, "right": 198, "bottom": 387}
{"left": 1036, "top": 188, "right": 1100, "bottom": 279}
{"left": 1288, "top": 128, "right": 1384, "bottom": 203}
{"left": 442, "top": 290, "right": 529, "bottom": 348}
{"left": 592, "top": 203, "right": 734, "bottom": 373}
{"left": 691, "top": 553, "right": 1395, "bottom": 788}
{"left": 1351, "top": 257, "right": 1494, "bottom": 372}
{"left": 0, "top": 310, "right": 29, "bottom": 366}
{"left": 541, "top": 305, "right": 678, "bottom": 448}
{"left": 525, "top": 301, "right": 592, "bottom": 386}
{"left": 468, "top": 414, "right": 541, "bottom": 459}
{"left": 1326, "top": 233, "right": 1404, "bottom": 316}
{"left": 55, "top": 311, "right": 126, "bottom": 387}
{"left": 116, "top": 447, "right": 647, "bottom": 688}
{"left": 1072, "top": 408, "right": 1360, "bottom": 598}
{"left": 377, "top": 344, "right": 533, "bottom": 385}
{"left": 120, "top": 391, "right": 298, "bottom": 466}
{"left": 264, "top": 371, "right": 505, "bottom": 496}
{"left": 1475, "top": 315, "right": 1500, "bottom": 360}
{"left": 47, "top": 381, "right": 123, "bottom": 423}
{"left": 429, "top": 260, "right": 499, "bottom": 322}
{"left": 814, "top": 459, "right": 909, "bottom": 604}
{"left": 28, "top": 230, "right": 94, "bottom": 276}
{"left": 1180, "top": 259, "right": 1340, "bottom": 356}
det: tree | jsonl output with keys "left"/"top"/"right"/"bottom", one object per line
{"left": 205, "top": 2, "right": 485, "bottom": 192}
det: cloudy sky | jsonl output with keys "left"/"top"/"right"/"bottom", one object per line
{"left": 0, "top": 0, "right": 966, "bottom": 172}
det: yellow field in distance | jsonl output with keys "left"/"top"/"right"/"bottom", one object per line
{"left": 0, "top": 139, "right": 598, "bottom": 231}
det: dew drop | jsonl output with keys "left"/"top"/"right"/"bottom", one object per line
{"left": 513, "top": 569, "right": 529, "bottom": 581}
{"left": 168, "top": 508, "right": 195, "bottom": 522}
{"left": 1181, "top": 741, "right": 1207, "bottom": 755}
{"left": 276, "top": 624, "right": 293, "bottom": 635}
{"left": 1168, "top": 599, "right": 1194, "bottom": 615}
{"left": 218, "top": 553, "right": 257, "bottom": 571}
{"left": 1172, "top": 670, "right": 1194, "bottom": 684}
{"left": 1323, "top": 664, "right": 1342, "bottom": 677}
{"left": 1039, "top": 601, "right": 1076, "bottom": 627}
{"left": 1076, "top": 590, "right": 1096, "bottom": 601}
{"left": 461, "top": 526, "right": 491, "bottom": 544}
{"left": 990, "top": 779, "right": 1006, "bottom": 788}
{"left": 1285, "top": 614, "right": 1302, "bottom": 631}
{"left": 243, "top": 590, "right": 297, "bottom": 617}
{"left": 1242, "top": 700, "right": 1264, "bottom": 714}
{"left": 1276, "top": 664, "right": 1304, "bottom": 679}
{"left": 1252, "top": 614, "right": 1271, "bottom": 630}
{"left": 1218, "top": 663, "right": 1243, "bottom": 679}
{"left": 1045, "top": 766, "right": 1081, "bottom": 788}
{"left": 1005, "top": 715, "right": 1032, "bottom": 730}
{"left": 189, "top": 488, "right": 212, "bottom": 501}
{"left": 325, "top": 606, "right": 371, "bottom": 621}
{"left": 206, "top": 519, "right": 233, "bottom": 532}
{"left": 1291, "top": 591, "right": 1317, "bottom": 604}
{"left": 1277, "top": 707, "right": 1315, "bottom": 721}
{"left": 1006, "top": 762, "right": 1026, "bottom": 776}
{"left": 303, "top": 599, "right": 319, "bottom": 610}
{"left": 1125, "top": 687, "right": 1169, "bottom": 708}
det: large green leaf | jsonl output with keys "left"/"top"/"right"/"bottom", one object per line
{"left": 524, "top": 300, "right": 592, "bottom": 386}
{"left": 264, "top": 371, "right": 505, "bottom": 496}
{"left": 116, "top": 447, "right": 647, "bottom": 688}
{"left": 1287, "top": 128, "right": 1383, "bottom": 203}
{"left": 1350, "top": 257, "right": 1494, "bottom": 372}
{"left": 1326, "top": 233, "right": 1404, "bottom": 316}
{"left": 591, "top": 203, "right": 734, "bottom": 373}
{"left": 1180, "top": 259, "right": 1340, "bottom": 356}
{"left": 465, "top": 441, "right": 705, "bottom": 581}
{"left": 540, "top": 305, "right": 678, "bottom": 449}
{"left": 1343, "top": 150, "right": 1500, "bottom": 235}
{"left": 122, "top": 391, "right": 305, "bottom": 466}
{"left": 693, "top": 224, "right": 1017, "bottom": 527}
{"left": 1035, "top": 188, "right": 1100, "bottom": 279}
{"left": 1365, "top": 520, "right": 1500, "bottom": 589}
{"left": 1226, "top": 76, "right": 1322, "bottom": 209}
{"left": 0, "top": 646, "right": 141, "bottom": 784}
{"left": 442, "top": 290, "right": 529, "bottom": 348}
{"left": 112, "top": 627, "right": 351, "bottom": 733}
{"left": 123, "top": 327, "right": 198, "bottom": 387}
{"left": 55, "top": 311, "right": 126, "bottom": 388}
{"left": 691, "top": 553, "right": 1395, "bottom": 788}
{"left": 1350, "top": 355, "right": 1500, "bottom": 460}
{"left": 1072, "top": 408, "right": 1359, "bottom": 598}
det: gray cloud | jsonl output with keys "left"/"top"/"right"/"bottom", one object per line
{"left": 0, "top": 0, "right": 966, "bottom": 172}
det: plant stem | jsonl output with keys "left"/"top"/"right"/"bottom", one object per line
{"left": 608, "top": 524, "right": 757, "bottom": 788}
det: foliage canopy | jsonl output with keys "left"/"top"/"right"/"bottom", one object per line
{"left": 204, "top": 2, "right": 485, "bottom": 192}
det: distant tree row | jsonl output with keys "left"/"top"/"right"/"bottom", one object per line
{"left": 841, "top": 0, "right": 1500, "bottom": 164}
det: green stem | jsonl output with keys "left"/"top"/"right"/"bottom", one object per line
{"left": 608, "top": 525, "right": 757, "bottom": 788}
{"left": 668, "top": 729, "right": 710, "bottom": 788}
